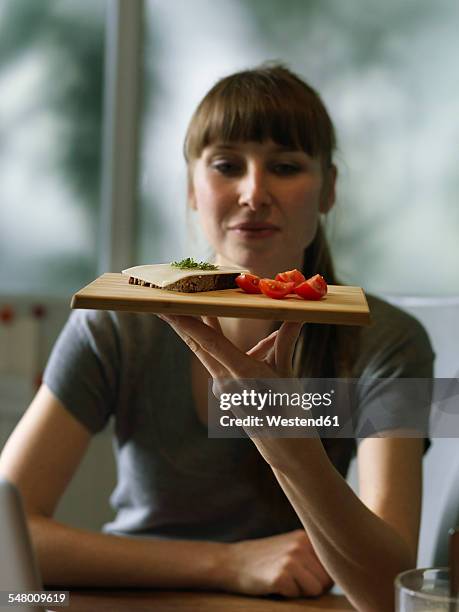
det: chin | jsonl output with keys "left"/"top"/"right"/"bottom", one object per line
{"left": 219, "top": 239, "right": 296, "bottom": 274}
{"left": 229, "top": 253, "right": 279, "bottom": 277}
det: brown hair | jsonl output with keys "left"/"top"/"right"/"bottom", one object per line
{"left": 184, "top": 64, "right": 359, "bottom": 378}
{"left": 184, "top": 63, "right": 335, "bottom": 169}
{"left": 295, "top": 224, "right": 359, "bottom": 378}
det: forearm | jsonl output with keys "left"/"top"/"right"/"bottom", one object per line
{"left": 28, "top": 514, "right": 226, "bottom": 589}
{"left": 267, "top": 441, "right": 413, "bottom": 612}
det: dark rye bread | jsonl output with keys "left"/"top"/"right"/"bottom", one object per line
{"left": 128, "top": 273, "right": 240, "bottom": 293}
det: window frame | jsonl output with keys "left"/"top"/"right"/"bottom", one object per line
{"left": 98, "top": 0, "right": 143, "bottom": 275}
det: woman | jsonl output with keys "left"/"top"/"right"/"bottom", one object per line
{"left": 0, "top": 65, "right": 433, "bottom": 611}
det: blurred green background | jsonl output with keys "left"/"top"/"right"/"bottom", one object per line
{"left": 0, "top": 0, "right": 458, "bottom": 297}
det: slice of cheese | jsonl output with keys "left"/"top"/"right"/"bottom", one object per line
{"left": 122, "top": 263, "right": 248, "bottom": 288}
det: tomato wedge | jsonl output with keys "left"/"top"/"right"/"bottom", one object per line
{"left": 294, "top": 274, "right": 328, "bottom": 300}
{"left": 259, "top": 279, "right": 295, "bottom": 299}
{"left": 275, "top": 268, "right": 306, "bottom": 287}
{"left": 235, "top": 273, "right": 262, "bottom": 294}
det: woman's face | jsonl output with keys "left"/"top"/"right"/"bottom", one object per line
{"left": 189, "top": 140, "right": 336, "bottom": 277}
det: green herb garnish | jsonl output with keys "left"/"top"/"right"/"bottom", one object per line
{"left": 170, "top": 257, "right": 218, "bottom": 270}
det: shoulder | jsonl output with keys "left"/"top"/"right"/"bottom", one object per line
{"left": 69, "top": 309, "right": 163, "bottom": 345}
{"left": 57, "top": 309, "right": 167, "bottom": 369}
{"left": 362, "top": 294, "right": 433, "bottom": 348}
{"left": 43, "top": 310, "right": 167, "bottom": 432}
{"left": 355, "top": 294, "right": 435, "bottom": 377}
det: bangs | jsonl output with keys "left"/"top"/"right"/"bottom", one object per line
{"left": 184, "top": 67, "right": 335, "bottom": 165}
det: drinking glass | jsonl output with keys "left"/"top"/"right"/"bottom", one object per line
{"left": 395, "top": 568, "right": 458, "bottom": 611}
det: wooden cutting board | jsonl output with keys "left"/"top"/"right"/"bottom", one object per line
{"left": 71, "top": 273, "right": 371, "bottom": 326}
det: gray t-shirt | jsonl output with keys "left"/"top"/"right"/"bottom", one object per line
{"left": 43, "top": 295, "right": 434, "bottom": 541}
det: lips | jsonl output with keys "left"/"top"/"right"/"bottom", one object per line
{"left": 227, "top": 221, "right": 281, "bottom": 240}
{"left": 228, "top": 222, "right": 280, "bottom": 231}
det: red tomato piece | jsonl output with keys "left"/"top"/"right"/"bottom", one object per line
{"left": 307, "top": 274, "right": 327, "bottom": 295}
{"left": 236, "top": 273, "right": 262, "bottom": 294}
{"left": 275, "top": 268, "right": 306, "bottom": 287}
{"left": 294, "top": 274, "right": 328, "bottom": 300}
{"left": 259, "top": 279, "right": 295, "bottom": 299}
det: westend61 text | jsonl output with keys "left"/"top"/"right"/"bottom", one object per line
{"left": 219, "top": 389, "right": 335, "bottom": 411}
{"left": 220, "top": 415, "right": 340, "bottom": 428}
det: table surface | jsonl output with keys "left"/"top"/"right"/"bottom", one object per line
{"left": 48, "top": 589, "right": 355, "bottom": 611}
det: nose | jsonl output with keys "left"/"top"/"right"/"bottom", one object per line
{"left": 238, "top": 162, "right": 272, "bottom": 211}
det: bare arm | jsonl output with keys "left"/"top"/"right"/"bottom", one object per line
{"left": 154, "top": 315, "right": 424, "bottom": 609}
{"left": 267, "top": 436, "right": 422, "bottom": 612}
{"left": 0, "top": 384, "right": 332, "bottom": 595}
{"left": 0, "top": 385, "right": 225, "bottom": 588}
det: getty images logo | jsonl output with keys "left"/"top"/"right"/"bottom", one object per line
{"left": 219, "top": 389, "right": 335, "bottom": 411}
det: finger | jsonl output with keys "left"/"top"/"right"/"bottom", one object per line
{"left": 291, "top": 565, "right": 324, "bottom": 598}
{"left": 275, "top": 322, "right": 304, "bottom": 375}
{"left": 246, "top": 330, "right": 278, "bottom": 359}
{"left": 300, "top": 556, "right": 333, "bottom": 592}
{"left": 275, "top": 575, "right": 301, "bottom": 599}
{"left": 289, "top": 530, "right": 333, "bottom": 590}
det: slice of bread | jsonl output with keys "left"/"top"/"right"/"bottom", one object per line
{"left": 123, "top": 263, "right": 248, "bottom": 293}
{"left": 128, "top": 273, "right": 240, "bottom": 293}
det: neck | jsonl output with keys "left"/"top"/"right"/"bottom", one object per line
{"left": 218, "top": 317, "right": 278, "bottom": 352}
{"left": 213, "top": 253, "right": 298, "bottom": 348}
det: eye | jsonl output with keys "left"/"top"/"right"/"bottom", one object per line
{"left": 211, "top": 161, "right": 242, "bottom": 176}
{"left": 271, "top": 163, "right": 301, "bottom": 175}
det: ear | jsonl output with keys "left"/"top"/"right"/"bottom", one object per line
{"left": 319, "top": 164, "right": 337, "bottom": 214}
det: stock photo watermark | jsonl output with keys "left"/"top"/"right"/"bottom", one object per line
{"left": 207, "top": 378, "right": 459, "bottom": 439}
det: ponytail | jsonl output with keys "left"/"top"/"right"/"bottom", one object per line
{"left": 293, "top": 223, "right": 360, "bottom": 378}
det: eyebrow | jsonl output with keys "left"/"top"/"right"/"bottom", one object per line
{"left": 208, "top": 144, "right": 303, "bottom": 154}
